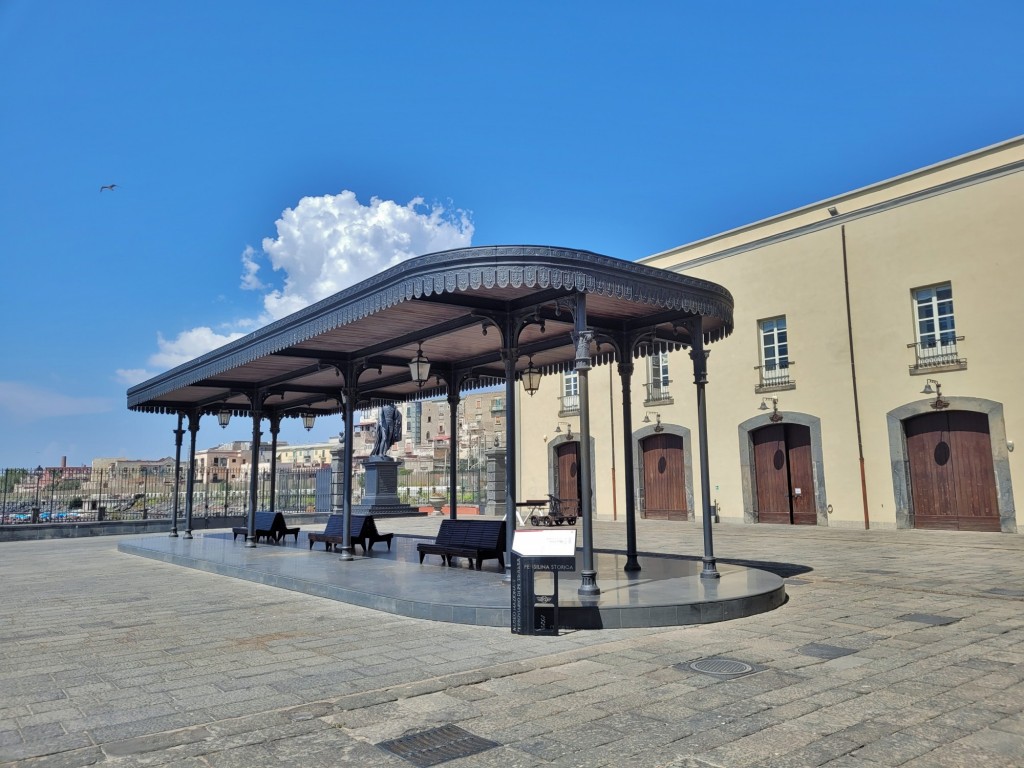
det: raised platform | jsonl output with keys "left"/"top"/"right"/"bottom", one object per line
{"left": 119, "top": 529, "right": 785, "bottom": 629}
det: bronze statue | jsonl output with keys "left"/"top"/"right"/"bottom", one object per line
{"left": 370, "top": 403, "right": 403, "bottom": 456}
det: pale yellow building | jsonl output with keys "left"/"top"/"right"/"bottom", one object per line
{"left": 518, "top": 136, "right": 1022, "bottom": 533}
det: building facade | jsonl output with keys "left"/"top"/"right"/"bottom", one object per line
{"left": 518, "top": 137, "right": 1022, "bottom": 533}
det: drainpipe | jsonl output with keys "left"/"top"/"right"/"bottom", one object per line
{"left": 841, "top": 225, "right": 871, "bottom": 530}
{"left": 608, "top": 363, "right": 617, "bottom": 521}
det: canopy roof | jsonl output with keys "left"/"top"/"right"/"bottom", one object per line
{"left": 127, "top": 245, "right": 734, "bottom": 422}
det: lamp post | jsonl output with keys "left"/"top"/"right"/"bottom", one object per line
{"left": 141, "top": 467, "right": 149, "bottom": 519}
{"left": 32, "top": 465, "right": 43, "bottom": 524}
{"left": 49, "top": 469, "right": 58, "bottom": 517}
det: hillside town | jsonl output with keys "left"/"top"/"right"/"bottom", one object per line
{"left": 1, "top": 392, "right": 506, "bottom": 522}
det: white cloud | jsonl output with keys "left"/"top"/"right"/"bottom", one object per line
{"left": 149, "top": 327, "right": 247, "bottom": 370}
{"left": 0, "top": 381, "right": 113, "bottom": 421}
{"left": 115, "top": 368, "right": 154, "bottom": 386}
{"left": 127, "top": 191, "right": 471, "bottom": 379}
{"left": 249, "top": 191, "right": 474, "bottom": 319}
{"left": 240, "top": 245, "right": 265, "bottom": 291}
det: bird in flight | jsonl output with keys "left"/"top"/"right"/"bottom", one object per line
{"left": 100, "top": 184, "right": 118, "bottom": 192}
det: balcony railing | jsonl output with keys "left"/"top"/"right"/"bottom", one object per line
{"left": 644, "top": 381, "right": 673, "bottom": 405}
{"left": 908, "top": 336, "right": 967, "bottom": 373}
{"left": 755, "top": 361, "right": 795, "bottom": 393}
{"left": 559, "top": 394, "right": 580, "bottom": 416}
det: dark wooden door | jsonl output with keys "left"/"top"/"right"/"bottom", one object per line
{"left": 640, "top": 433, "right": 687, "bottom": 520}
{"left": 752, "top": 424, "right": 816, "bottom": 525}
{"left": 753, "top": 425, "right": 791, "bottom": 523}
{"left": 787, "top": 426, "right": 816, "bottom": 525}
{"left": 906, "top": 411, "right": 1000, "bottom": 531}
{"left": 555, "top": 442, "right": 581, "bottom": 513}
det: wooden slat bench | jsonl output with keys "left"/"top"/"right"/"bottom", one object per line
{"left": 232, "top": 511, "right": 300, "bottom": 544}
{"left": 308, "top": 514, "right": 394, "bottom": 553}
{"left": 417, "top": 518, "right": 506, "bottom": 570}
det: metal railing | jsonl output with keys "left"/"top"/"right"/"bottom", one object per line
{"left": 907, "top": 336, "right": 966, "bottom": 372}
{"left": 755, "top": 361, "right": 795, "bottom": 392}
{"left": 644, "top": 381, "right": 673, "bottom": 404}
{"left": 558, "top": 394, "right": 580, "bottom": 416}
{"left": 0, "top": 465, "right": 324, "bottom": 525}
{"left": 395, "top": 467, "right": 485, "bottom": 507}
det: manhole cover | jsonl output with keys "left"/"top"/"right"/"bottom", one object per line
{"left": 690, "top": 658, "right": 753, "bottom": 675}
{"left": 378, "top": 724, "right": 499, "bottom": 767}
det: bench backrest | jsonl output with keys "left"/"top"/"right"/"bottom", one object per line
{"left": 434, "top": 519, "right": 505, "bottom": 550}
{"left": 322, "top": 514, "right": 346, "bottom": 536}
{"left": 349, "top": 514, "right": 370, "bottom": 537}
{"left": 318, "top": 514, "right": 372, "bottom": 538}
{"left": 253, "top": 511, "right": 279, "bottom": 531}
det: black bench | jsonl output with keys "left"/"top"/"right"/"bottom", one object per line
{"left": 417, "top": 519, "right": 506, "bottom": 570}
{"left": 232, "top": 511, "right": 300, "bottom": 544}
{"left": 308, "top": 514, "right": 394, "bottom": 553}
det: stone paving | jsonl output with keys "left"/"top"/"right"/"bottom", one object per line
{"left": 1, "top": 519, "right": 1022, "bottom": 767}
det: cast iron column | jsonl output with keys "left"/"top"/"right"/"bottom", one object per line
{"left": 339, "top": 386, "right": 357, "bottom": 561}
{"left": 448, "top": 390, "right": 460, "bottom": 520}
{"left": 575, "top": 294, "right": 600, "bottom": 596}
{"left": 502, "top": 347, "right": 517, "bottom": 582}
{"left": 619, "top": 359, "right": 641, "bottom": 572}
{"left": 183, "top": 411, "right": 200, "bottom": 539}
{"left": 267, "top": 414, "right": 280, "bottom": 513}
{"left": 690, "top": 337, "right": 719, "bottom": 579}
{"left": 245, "top": 401, "right": 263, "bottom": 548}
{"left": 170, "top": 413, "right": 184, "bottom": 537}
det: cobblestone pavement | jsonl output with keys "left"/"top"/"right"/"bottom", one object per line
{"left": 1, "top": 519, "right": 1022, "bottom": 767}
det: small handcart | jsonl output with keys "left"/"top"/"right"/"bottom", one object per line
{"left": 529, "top": 494, "right": 579, "bottom": 527}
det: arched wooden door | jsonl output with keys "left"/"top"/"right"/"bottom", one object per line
{"left": 905, "top": 411, "right": 1000, "bottom": 531}
{"left": 554, "top": 441, "right": 581, "bottom": 516}
{"left": 640, "top": 433, "right": 687, "bottom": 520}
{"left": 752, "top": 423, "right": 816, "bottom": 525}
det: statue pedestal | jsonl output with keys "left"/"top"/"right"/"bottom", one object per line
{"left": 354, "top": 456, "right": 422, "bottom": 518}
{"left": 483, "top": 446, "right": 507, "bottom": 516}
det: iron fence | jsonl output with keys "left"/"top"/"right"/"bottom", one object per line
{"left": 395, "top": 467, "right": 485, "bottom": 507}
{"left": 0, "top": 464, "right": 488, "bottom": 523}
{"left": 0, "top": 466, "right": 325, "bottom": 525}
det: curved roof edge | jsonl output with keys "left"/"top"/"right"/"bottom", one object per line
{"left": 128, "top": 245, "right": 734, "bottom": 408}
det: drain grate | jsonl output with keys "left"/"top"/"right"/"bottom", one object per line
{"left": 378, "top": 724, "right": 500, "bottom": 767}
{"left": 899, "top": 613, "right": 961, "bottom": 626}
{"left": 682, "top": 657, "right": 764, "bottom": 679}
{"left": 798, "top": 643, "right": 858, "bottom": 660}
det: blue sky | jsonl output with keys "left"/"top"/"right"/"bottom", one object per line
{"left": 1, "top": 1, "right": 1022, "bottom": 469}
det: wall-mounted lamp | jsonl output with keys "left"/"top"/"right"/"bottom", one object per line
{"left": 642, "top": 412, "right": 664, "bottom": 432}
{"left": 921, "top": 378, "right": 949, "bottom": 410}
{"left": 554, "top": 422, "right": 574, "bottom": 440}
{"left": 520, "top": 355, "right": 542, "bottom": 397}
{"left": 828, "top": 206, "right": 839, "bottom": 217}
{"left": 759, "top": 396, "right": 783, "bottom": 423}
{"left": 217, "top": 408, "right": 232, "bottom": 429}
{"left": 408, "top": 341, "right": 431, "bottom": 388}
{"left": 301, "top": 412, "right": 316, "bottom": 431}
